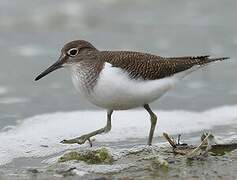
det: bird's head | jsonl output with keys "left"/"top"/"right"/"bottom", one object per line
{"left": 35, "top": 40, "right": 97, "bottom": 81}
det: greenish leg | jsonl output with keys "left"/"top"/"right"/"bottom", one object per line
{"left": 61, "top": 110, "right": 113, "bottom": 145}
{"left": 144, "top": 104, "right": 157, "bottom": 146}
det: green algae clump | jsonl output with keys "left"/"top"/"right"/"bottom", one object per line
{"left": 58, "top": 148, "right": 113, "bottom": 164}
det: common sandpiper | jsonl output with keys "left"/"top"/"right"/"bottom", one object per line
{"left": 35, "top": 40, "right": 229, "bottom": 146}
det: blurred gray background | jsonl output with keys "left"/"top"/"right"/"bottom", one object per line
{"left": 0, "top": 0, "right": 236, "bottom": 128}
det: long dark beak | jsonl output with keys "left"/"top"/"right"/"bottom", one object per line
{"left": 35, "top": 57, "right": 64, "bottom": 81}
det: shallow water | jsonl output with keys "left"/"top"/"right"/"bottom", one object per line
{"left": 0, "top": 0, "right": 237, "bottom": 179}
{"left": 0, "top": 106, "right": 237, "bottom": 165}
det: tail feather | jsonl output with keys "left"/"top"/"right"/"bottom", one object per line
{"left": 169, "top": 55, "right": 230, "bottom": 66}
{"left": 163, "top": 55, "right": 230, "bottom": 78}
{"left": 207, "top": 56, "right": 230, "bottom": 63}
{"left": 195, "top": 56, "right": 229, "bottom": 67}
{"left": 169, "top": 56, "right": 230, "bottom": 79}
{"left": 171, "top": 55, "right": 229, "bottom": 62}
{"left": 169, "top": 55, "right": 210, "bottom": 60}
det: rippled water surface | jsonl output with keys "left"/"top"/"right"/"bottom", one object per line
{"left": 0, "top": 0, "right": 237, "bottom": 179}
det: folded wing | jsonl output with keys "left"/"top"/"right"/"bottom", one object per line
{"left": 100, "top": 51, "right": 229, "bottom": 80}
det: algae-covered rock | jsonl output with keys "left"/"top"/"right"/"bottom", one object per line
{"left": 58, "top": 148, "right": 113, "bottom": 164}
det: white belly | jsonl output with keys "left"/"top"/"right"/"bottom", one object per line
{"left": 71, "top": 62, "right": 198, "bottom": 110}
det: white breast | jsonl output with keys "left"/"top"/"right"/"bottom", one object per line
{"left": 72, "top": 62, "right": 199, "bottom": 110}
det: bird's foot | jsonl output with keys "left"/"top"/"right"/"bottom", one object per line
{"left": 60, "top": 135, "right": 93, "bottom": 147}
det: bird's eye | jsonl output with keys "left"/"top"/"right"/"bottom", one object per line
{"left": 67, "top": 48, "right": 78, "bottom": 57}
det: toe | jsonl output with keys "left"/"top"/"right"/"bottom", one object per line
{"left": 60, "top": 135, "right": 92, "bottom": 145}
{"left": 60, "top": 139, "right": 70, "bottom": 144}
{"left": 60, "top": 139, "right": 77, "bottom": 144}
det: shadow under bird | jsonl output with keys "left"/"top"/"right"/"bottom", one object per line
{"left": 35, "top": 40, "right": 229, "bottom": 146}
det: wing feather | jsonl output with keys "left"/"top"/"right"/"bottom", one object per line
{"left": 99, "top": 51, "right": 229, "bottom": 80}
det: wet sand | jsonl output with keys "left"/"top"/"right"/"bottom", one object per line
{"left": 1, "top": 123, "right": 237, "bottom": 180}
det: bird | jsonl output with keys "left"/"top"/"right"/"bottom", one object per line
{"left": 35, "top": 40, "right": 229, "bottom": 146}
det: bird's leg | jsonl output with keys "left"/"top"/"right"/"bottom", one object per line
{"left": 61, "top": 110, "right": 113, "bottom": 145}
{"left": 144, "top": 104, "right": 157, "bottom": 146}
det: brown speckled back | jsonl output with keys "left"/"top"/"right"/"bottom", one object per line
{"left": 99, "top": 51, "right": 228, "bottom": 80}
